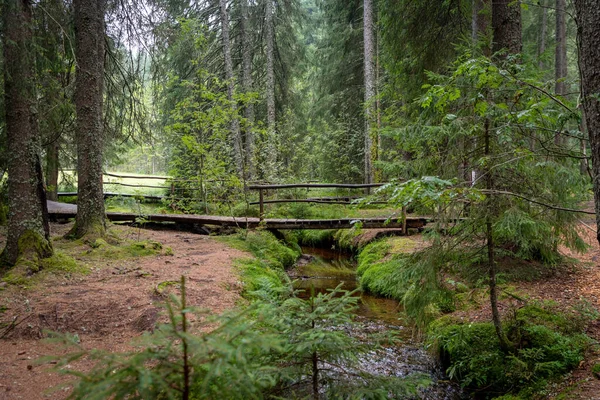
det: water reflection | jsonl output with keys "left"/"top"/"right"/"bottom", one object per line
{"left": 289, "top": 246, "right": 466, "bottom": 400}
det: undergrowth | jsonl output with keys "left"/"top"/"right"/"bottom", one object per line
{"left": 427, "top": 302, "right": 594, "bottom": 399}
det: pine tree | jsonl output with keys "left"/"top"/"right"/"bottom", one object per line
{"left": 71, "top": 0, "right": 107, "bottom": 239}
{"left": 1, "top": 0, "right": 53, "bottom": 266}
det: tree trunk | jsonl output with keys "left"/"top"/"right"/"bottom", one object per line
{"left": 241, "top": 0, "right": 255, "bottom": 179}
{"left": 265, "top": 0, "right": 276, "bottom": 178}
{"left": 487, "top": 0, "right": 520, "bottom": 352}
{"left": 1, "top": 0, "right": 53, "bottom": 267}
{"left": 72, "top": 0, "right": 106, "bottom": 239}
{"left": 574, "top": 1, "right": 600, "bottom": 245}
{"left": 45, "top": 142, "right": 60, "bottom": 201}
{"left": 219, "top": 0, "right": 244, "bottom": 178}
{"left": 554, "top": 0, "right": 568, "bottom": 147}
{"left": 472, "top": 0, "right": 491, "bottom": 53}
{"left": 538, "top": 0, "right": 548, "bottom": 69}
{"left": 363, "top": 0, "right": 375, "bottom": 185}
{"left": 492, "top": 0, "right": 522, "bottom": 55}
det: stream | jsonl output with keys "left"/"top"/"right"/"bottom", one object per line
{"left": 289, "top": 246, "right": 465, "bottom": 400}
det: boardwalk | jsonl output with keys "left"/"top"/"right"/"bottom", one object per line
{"left": 47, "top": 201, "right": 428, "bottom": 231}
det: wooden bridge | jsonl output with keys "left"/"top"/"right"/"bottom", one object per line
{"left": 47, "top": 201, "right": 428, "bottom": 231}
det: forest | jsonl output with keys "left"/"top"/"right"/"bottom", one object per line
{"left": 1, "top": 0, "right": 600, "bottom": 399}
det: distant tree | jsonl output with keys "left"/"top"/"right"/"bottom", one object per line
{"left": 1, "top": 0, "right": 53, "bottom": 266}
{"left": 219, "top": 0, "right": 244, "bottom": 177}
{"left": 492, "top": 0, "right": 522, "bottom": 54}
{"left": 241, "top": 0, "right": 255, "bottom": 179}
{"left": 71, "top": 0, "right": 107, "bottom": 238}
{"left": 554, "top": 0, "right": 567, "bottom": 147}
{"left": 363, "top": 0, "right": 375, "bottom": 185}
{"left": 265, "top": 0, "right": 277, "bottom": 177}
{"left": 574, "top": 1, "right": 600, "bottom": 244}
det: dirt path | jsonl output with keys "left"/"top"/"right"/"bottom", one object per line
{"left": 0, "top": 222, "right": 247, "bottom": 399}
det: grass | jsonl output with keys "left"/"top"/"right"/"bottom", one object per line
{"left": 217, "top": 231, "right": 301, "bottom": 300}
{"left": 59, "top": 170, "right": 169, "bottom": 197}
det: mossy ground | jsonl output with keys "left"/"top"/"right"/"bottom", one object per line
{"left": 217, "top": 231, "right": 300, "bottom": 300}
{"left": 1, "top": 226, "right": 170, "bottom": 287}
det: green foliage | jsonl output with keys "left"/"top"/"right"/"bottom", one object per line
{"left": 51, "top": 278, "right": 428, "bottom": 399}
{"left": 50, "top": 280, "right": 283, "bottom": 400}
{"left": 218, "top": 231, "right": 300, "bottom": 300}
{"left": 591, "top": 363, "right": 600, "bottom": 378}
{"left": 427, "top": 305, "right": 592, "bottom": 398}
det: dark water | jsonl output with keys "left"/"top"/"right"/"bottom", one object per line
{"left": 289, "top": 247, "right": 465, "bottom": 400}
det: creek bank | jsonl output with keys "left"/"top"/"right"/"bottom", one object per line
{"left": 288, "top": 240, "right": 464, "bottom": 399}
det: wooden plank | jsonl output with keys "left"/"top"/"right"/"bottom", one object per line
{"left": 57, "top": 192, "right": 166, "bottom": 200}
{"left": 47, "top": 201, "right": 426, "bottom": 230}
{"left": 248, "top": 183, "right": 386, "bottom": 190}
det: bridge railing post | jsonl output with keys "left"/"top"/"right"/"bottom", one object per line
{"left": 402, "top": 206, "right": 408, "bottom": 236}
{"left": 259, "top": 189, "right": 264, "bottom": 221}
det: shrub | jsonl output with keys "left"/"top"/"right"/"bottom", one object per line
{"left": 427, "top": 305, "right": 591, "bottom": 398}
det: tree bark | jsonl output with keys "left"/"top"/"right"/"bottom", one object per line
{"left": 538, "top": 0, "right": 548, "bottom": 69}
{"left": 219, "top": 0, "right": 244, "bottom": 177}
{"left": 472, "top": 0, "right": 491, "bottom": 53}
{"left": 241, "top": 0, "right": 255, "bottom": 179}
{"left": 1, "top": 0, "right": 53, "bottom": 266}
{"left": 485, "top": 1, "right": 520, "bottom": 352}
{"left": 574, "top": 1, "right": 600, "bottom": 244}
{"left": 72, "top": 0, "right": 106, "bottom": 238}
{"left": 265, "top": 0, "right": 276, "bottom": 177}
{"left": 554, "top": 0, "right": 567, "bottom": 145}
{"left": 45, "top": 142, "right": 60, "bottom": 202}
{"left": 363, "top": 0, "right": 375, "bottom": 185}
{"left": 492, "top": 0, "right": 522, "bottom": 55}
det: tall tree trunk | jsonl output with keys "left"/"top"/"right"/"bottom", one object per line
{"left": 492, "top": 0, "right": 522, "bottom": 55}
{"left": 72, "top": 0, "right": 106, "bottom": 238}
{"left": 487, "top": 0, "right": 521, "bottom": 352}
{"left": 554, "top": 0, "right": 568, "bottom": 145}
{"left": 537, "top": 0, "right": 548, "bottom": 69}
{"left": 46, "top": 142, "right": 60, "bottom": 201}
{"left": 265, "top": 0, "right": 276, "bottom": 178}
{"left": 220, "top": 0, "right": 244, "bottom": 177}
{"left": 467, "top": 0, "right": 491, "bottom": 186}
{"left": 363, "top": 0, "right": 375, "bottom": 185}
{"left": 1, "top": 0, "right": 53, "bottom": 267}
{"left": 574, "top": 1, "right": 600, "bottom": 245}
{"left": 241, "top": 0, "right": 255, "bottom": 179}
{"left": 472, "top": 0, "right": 491, "bottom": 53}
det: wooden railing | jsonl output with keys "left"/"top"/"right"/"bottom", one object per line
{"left": 247, "top": 182, "right": 405, "bottom": 227}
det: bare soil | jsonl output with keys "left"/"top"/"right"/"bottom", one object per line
{"left": 0, "top": 222, "right": 247, "bottom": 399}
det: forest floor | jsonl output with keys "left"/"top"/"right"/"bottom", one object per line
{"left": 0, "top": 217, "right": 600, "bottom": 399}
{"left": 0, "top": 222, "right": 247, "bottom": 399}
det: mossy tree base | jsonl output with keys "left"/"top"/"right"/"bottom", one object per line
{"left": 1, "top": 229, "right": 53, "bottom": 275}
{"left": 67, "top": 218, "right": 107, "bottom": 241}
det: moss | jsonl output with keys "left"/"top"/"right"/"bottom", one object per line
{"left": 41, "top": 251, "right": 87, "bottom": 274}
{"left": 218, "top": 231, "right": 299, "bottom": 301}
{"left": 296, "top": 258, "right": 355, "bottom": 278}
{"left": 17, "top": 230, "right": 53, "bottom": 261}
{"left": 356, "top": 240, "right": 391, "bottom": 277}
{"left": 360, "top": 257, "right": 411, "bottom": 301}
{"left": 218, "top": 231, "right": 300, "bottom": 270}
{"left": 388, "top": 236, "right": 421, "bottom": 253}
{"left": 155, "top": 280, "right": 179, "bottom": 295}
{"left": 235, "top": 258, "right": 289, "bottom": 299}
{"left": 85, "top": 239, "right": 165, "bottom": 259}
{"left": 164, "top": 247, "right": 174, "bottom": 256}
{"left": 293, "top": 229, "right": 337, "bottom": 247}
{"left": 591, "top": 363, "right": 600, "bottom": 379}
{"left": 1, "top": 251, "right": 85, "bottom": 287}
{"left": 427, "top": 304, "right": 592, "bottom": 398}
